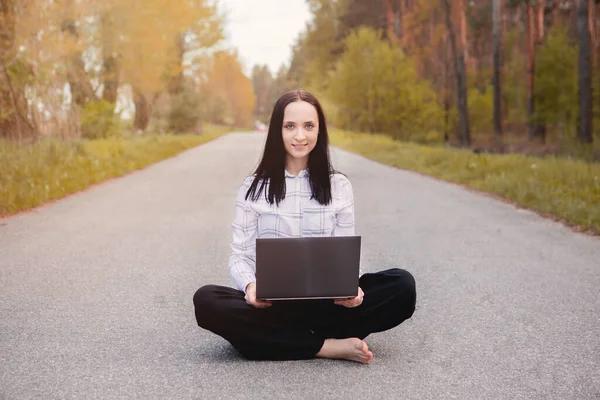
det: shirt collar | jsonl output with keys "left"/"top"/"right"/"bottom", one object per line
{"left": 285, "top": 169, "right": 309, "bottom": 178}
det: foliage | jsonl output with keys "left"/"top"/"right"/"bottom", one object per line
{"left": 118, "top": 0, "right": 223, "bottom": 95}
{"left": 1, "top": 0, "right": 225, "bottom": 139}
{"left": 168, "top": 86, "right": 203, "bottom": 134}
{"left": 290, "top": 0, "right": 599, "bottom": 152}
{"left": 328, "top": 27, "right": 444, "bottom": 140}
{"left": 79, "top": 100, "right": 122, "bottom": 139}
{"left": 468, "top": 85, "right": 494, "bottom": 136}
{"left": 201, "top": 90, "right": 231, "bottom": 126}
{"left": 204, "top": 50, "right": 255, "bottom": 128}
{"left": 502, "top": 27, "right": 528, "bottom": 126}
{"left": 297, "top": 0, "right": 347, "bottom": 93}
{"left": 250, "top": 64, "right": 297, "bottom": 124}
{"left": 533, "top": 24, "right": 579, "bottom": 137}
{"left": 252, "top": 65, "right": 274, "bottom": 121}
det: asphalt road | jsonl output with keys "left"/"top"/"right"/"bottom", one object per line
{"left": 1, "top": 131, "right": 599, "bottom": 400}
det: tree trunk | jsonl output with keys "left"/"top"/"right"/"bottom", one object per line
{"left": 533, "top": 1, "right": 547, "bottom": 140}
{"left": 0, "top": 0, "right": 35, "bottom": 141}
{"left": 168, "top": 33, "right": 186, "bottom": 95}
{"left": 442, "top": 0, "right": 471, "bottom": 146}
{"left": 443, "top": 31, "right": 450, "bottom": 143}
{"left": 101, "top": 11, "right": 120, "bottom": 104}
{"left": 67, "top": 54, "right": 98, "bottom": 106}
{"left": 133, "top": 87, "right": 151, "bottom": 133}
{"left": 62, "top": 1, "right": 97, "bottom": 106}
{"left": 493, "top": 0, "right": 504, "bottom": 149}
{"left": 589, "top": 0, "right": 597, "bottom": 69}
{"left": 526, "top": 5, "right": 538, "bottom": 141}
{"left": 536, "top": 1, "right": 545, "bottom": 43}
{"left": 578, "top": 0, "right": 593, "bottom": 143}
{"left": 394, "top": 0, "right": 403, "bottom": 41}
{"left": 397, "top": 0, "right": 406, "bottom": 48}
{"left": 385, "top": 0, "right": 395, "bottom": 40}
{"left": 456, "top": 0, "right": 469, "bottom": 68}
{"left": 385, "top": 0, "right": 402, "bottom": 42}
{"left": 552, "top": 0, "right": 560, "bottom": 24}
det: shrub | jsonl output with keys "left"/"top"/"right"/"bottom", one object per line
{"left": 79, "top": 100, "right": 122, "bottom": 139}
{"left": 168, "top": 87, "right": 203, "bottom": 134}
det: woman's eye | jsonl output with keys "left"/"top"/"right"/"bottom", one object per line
{"left": 284, "top": 124, "right": 294, "bottom": 129}
{"left": 305, "top": 124, "right": 314, "bottom": 129}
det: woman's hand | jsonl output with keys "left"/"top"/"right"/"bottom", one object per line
{"left": 334, "top": 287, "right": 364, "bottom": 308}
{"left": 244, "top": 282, "right": 272, "bottom": 308}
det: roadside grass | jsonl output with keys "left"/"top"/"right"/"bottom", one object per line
{"left": 330, "top": 129, "right": 600, "bottom": 235}
{"left": 0, "top": 125, "right": 231, "bottom": 217}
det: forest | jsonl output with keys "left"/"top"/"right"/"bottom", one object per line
{"left": 251, "top": 0, "right": 600, "bottom": 159}
{"left": 0, "top": 0, "right": 255, "bottom": 141}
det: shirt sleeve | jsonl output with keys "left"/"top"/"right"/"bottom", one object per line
{"left": 228, "top": 178, "right": 258, "bottom": 293}
{"left": 333, "top": 176, "right": 355, "bottom": 237}
{"left": 333, "top": 175, "right": 363, "bottom": 277}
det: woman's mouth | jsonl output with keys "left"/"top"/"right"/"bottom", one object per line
{"left": 292, "top": 144, "right": 307, "bottom": 149}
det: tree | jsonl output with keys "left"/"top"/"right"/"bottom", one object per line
{"left": 61, "top": 0, "right": 98, "bottom": 107}
{"left": 272, "top": 65, "right": 295, "bottom": 109}
{"left": 100, "top": 7, "right": 120, "bottom": 104}
{"left": 441, "top": 0, "right": 471, "bottom": 146}
{"left": 524, "top": 0, "right": 548, "bottom": 141}
{"left": 385, "top": 0, "right": 401, "bottom": 41}
{"left": 578, "top": 0, "right": 593, "bottom": 143}
{"left": 295, "top": 0, "right": 346, "bottom": 92}
{"left": 328, "top": 27, "right": 443, "bottom": 138}
{"left": 204, "top": 50, "right": 255, "bottom": 127}
{"left": 534, "top": 25, "right": 578, "bottom": 135}
{"left": 117, "top": 0, "right": 223, "bottom": 132}
{"left": 251, "top": 65, "right": 273, "bottom": 121}
{"left": 493, "top": 0, "right": 504, "bottom": 148}
{"left": 0, "top": 0, "right": 35, "bottom": 141}
{"left": 0, "top": 0, "right": 228, "bottom": 140}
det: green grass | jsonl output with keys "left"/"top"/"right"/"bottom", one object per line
{"left": 0, "top": 125, "right": 231, "bottom": 217}
{"left": 330, "top": 129, "right": 600, "bottom": 235}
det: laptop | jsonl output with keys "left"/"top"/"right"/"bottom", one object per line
{"left": 255, "top": 236, "right": 361, "bottom": 300}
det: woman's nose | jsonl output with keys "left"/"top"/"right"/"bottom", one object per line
{"left": 294, "top": 128, "right": 307, "bottom": 140}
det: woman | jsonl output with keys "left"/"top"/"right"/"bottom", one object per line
{"left": 193, "top": 89, "right": 416, "bottom": 364}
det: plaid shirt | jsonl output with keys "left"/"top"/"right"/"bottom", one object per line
{"left": 228, "top": 169, "right": 356, "bottom": 292}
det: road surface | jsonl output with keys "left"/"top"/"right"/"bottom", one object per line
{"left": 1, "top": 131, "right": 599, "bottom": 399}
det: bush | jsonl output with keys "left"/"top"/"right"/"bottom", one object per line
{"left": 534, "top": 24, "right": 578, "bottom": 136}
{"left": 79, "top": 100, "right": 122, "bottom": 139}
{"left": 328, "top": 27, "right": 444, "bottom": 139}
{"left": 168, "top": 87, "right": 203, "bottom": 134}
{"left": 468, "top": 85, "right": 494, "bottom": 136}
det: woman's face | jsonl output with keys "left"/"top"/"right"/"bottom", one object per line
{"left": 281, "top": 100, "right": 319, "bottom": 165}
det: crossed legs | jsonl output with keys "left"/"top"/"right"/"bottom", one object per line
{"left": 193, "top": 268, "right": 416, "bottom": 362}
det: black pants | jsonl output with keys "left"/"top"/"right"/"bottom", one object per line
{"left": 193, "top": 268, "right": 416, "bottom": 360}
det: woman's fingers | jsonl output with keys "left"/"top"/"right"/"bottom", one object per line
{"left": 254, "top": 299, "right": 272, "bottom": 308}
{"left": 245, "top": 290, "right": 272, "bottom": 308}
{"left": 334, "top": 297, "right": 360, "bottom": 308}
{"left": 334, "top": 287, "right": 364, "bottom": 308}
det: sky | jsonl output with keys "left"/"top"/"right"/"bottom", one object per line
{"left": 219, "top": 0, "right": 312, "bottom": 75}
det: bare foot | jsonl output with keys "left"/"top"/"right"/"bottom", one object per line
{"left": 316, "top": 338, "right": 373, "bottom": 364}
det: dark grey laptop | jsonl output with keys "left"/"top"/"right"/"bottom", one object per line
{"left": 255, "top": 236, "right": 361, "bottom": 300}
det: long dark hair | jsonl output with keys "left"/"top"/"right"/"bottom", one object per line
{"left": 245, "top": 89, "right": 334, "bottom": 206}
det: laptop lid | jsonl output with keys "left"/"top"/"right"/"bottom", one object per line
{"left": 255, "top": 236, "right": 361, "bottom": 300}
